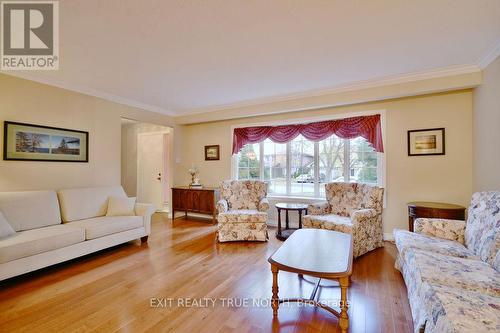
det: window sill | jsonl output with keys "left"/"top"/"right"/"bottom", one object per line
{"left": 267, "top": 195, "right": 326, "bottom": 202}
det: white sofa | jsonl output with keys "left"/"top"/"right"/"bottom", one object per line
{"left": 0, "top": 186, "right": 155, "bottom": 281}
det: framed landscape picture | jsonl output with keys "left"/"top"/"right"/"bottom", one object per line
{"left": 407, "top": 128, "right": 445, "bottom": 156}
{"left": 3, "top": 121, "right": 89, "bottom": 162}
{"left": 204, "top": 145, "right": 220, "bottom": 161}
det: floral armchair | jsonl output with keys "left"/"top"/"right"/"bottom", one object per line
{"left": 303, "top": 182, "right": 384, "bottom": 257}
{"left": 216, "top": 180, "right": 269, "bottom": 242}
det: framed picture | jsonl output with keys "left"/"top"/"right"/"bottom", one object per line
{"left": 3, "top": 121, "right": 89, "bottom": 162}
{"left": 204, "top": 145, "right": 220, "bottom": 161}
{"left": 407, "top": 128, "right": 445, "bottom": 156}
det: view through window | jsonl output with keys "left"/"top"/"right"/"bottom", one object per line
{"left": 235, "top": 134, "right": 380, "bottom": 197}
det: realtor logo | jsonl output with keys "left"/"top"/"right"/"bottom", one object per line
{"left": 1, "top": 1, "right": 59, "bottom": 70}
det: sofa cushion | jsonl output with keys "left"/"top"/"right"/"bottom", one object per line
{"left": 393, "top": 229, "right": 476, "bottom": 260}
{"left": 421, "top": 284, "right": 500, "bottom": 333}
{"left": 106, "top": 196, "right": 136, "bottom": 217}
{"left": 303, "top": 214, "right": 353, "bottom": 233}
{"left": 0, "top": 224, "right": 85, "bottom": 264}
{"left": 0, "top": 212, "right": 15, "bottom": 239}
{"left": 217, "top": 210, "right": 267, "bottom": 224}
{"left": 0, "top": 191, "right": 61, "bottom": 231}
{"left": 464, "top": 191, "right": 500, "bottom": 265}
{"left": 58, "top": 186, "right": 127, "bottom": 222}
{"left": 403, "top": 248, "right": 500, "bottom": 297}
{"left": 67, "top": 216, "right": 143, "bottom": 240}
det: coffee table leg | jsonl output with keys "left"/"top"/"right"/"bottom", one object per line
{"left": 271, "top": 265, "right": 279, "bottom": 316}
{"left": 339, "top": 276, "right": 349, "bottom": 333}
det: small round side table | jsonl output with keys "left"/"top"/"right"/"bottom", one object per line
{"left": 275, "top": 203, "right": 308, "bottom": 241}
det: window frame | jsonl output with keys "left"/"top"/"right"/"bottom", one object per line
{"left": 231, "top": 110, "right": 386, "bottom": 200}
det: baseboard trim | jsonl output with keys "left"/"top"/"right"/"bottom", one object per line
{"left": 383, "top": 232, "right": 394, "bottom": 241}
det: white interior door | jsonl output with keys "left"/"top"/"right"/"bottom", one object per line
{"left": 137, "top": 132, "right": 167, "bottom": 210}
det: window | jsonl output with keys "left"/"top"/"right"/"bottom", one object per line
{"left": 235, "top": 133, "right": 383, "bottom": 198}
{"left": 237, "top": 143, "right": 260, "bottom": 180}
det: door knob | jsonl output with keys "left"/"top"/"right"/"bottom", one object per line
{"left": 157, "top": 173, "right": 162, "bottom": 181}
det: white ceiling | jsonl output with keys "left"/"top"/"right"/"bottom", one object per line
{"left": 4, "top": 0, "right": 500, "bottom": 116}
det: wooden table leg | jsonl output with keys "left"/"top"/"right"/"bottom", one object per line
{"left": 285, "top": 210, "right": 289, "bottom": 229}
{"left": 277, "top": 208, "right": 282, "bottom": 237}
{"left": 271, "top": 265, "right": 279, "bottom": 317}
{"left": 339, "top": 276, "right": 350, "bottom": 333}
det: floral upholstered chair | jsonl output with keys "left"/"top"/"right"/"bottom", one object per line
{"left": 303, "top": 182, "right": 384, "bottom": 257}
{"left": 216, "top": 180, "right": 269, "bottom": 242}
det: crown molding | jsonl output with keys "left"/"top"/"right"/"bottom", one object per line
{"left": 176, "top": 64, "right": 482, "bottom": 117}
{"left": 477, "top": 38, "right": 500, "bottom": 69}
{"left": 0, "top": 72, "right": 176, "bottom": 116}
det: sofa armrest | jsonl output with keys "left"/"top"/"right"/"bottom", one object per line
{"left": 351, "top": 208, "right": 378, "bottom": 222}
{"left": 258, "top": 198, "right": 270, "bottom": 212}
{"left": 307, "top": 202, "right": 330, "bottom": 215}
{"left": 414, "top": 218, "right": 466, "bottom": 244}
{"left": 216, "top": 199, "right": 228, "bottom": 213}
{"left": 134, "top": 203, "right": 155, "bottom": 235}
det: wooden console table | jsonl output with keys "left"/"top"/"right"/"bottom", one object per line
{"left": 171, "top": 187, "right": 220, "bottom": 223}
{"left": 407, "top": 201, "right": 466, "bottom": 232}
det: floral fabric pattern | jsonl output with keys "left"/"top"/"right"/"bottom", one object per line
{"left": 217, "top": 222, "right": 268, "bottom": 242}
{"left": 258, "top": 198, "right": 270, "bottom": 212}
{"left": 464, "top": 191, "right": 500, "bottom": 266}
{"left": 422, "top": 284, "right": 500, "bottom": 333}
{"left": 307, "top": 202, "right": 331, "bottom": 215}
{"left": 217, "top": 180, "right": 269, "bottom": 242}
{"left": 217, "top": 210, "right": 268, "bottom": 224}
{"left": 220, "top": 180, "right": 268, "bottom": 210}
{"left": 216, "top": 199, "right": 228, "bottom": 213}
{"left": 403, "top": 248, "right": 500, "bottom": 297}
{"left": 393, "top": 229, "right": 476, "bottom": 260}
{"left": 304, "top": 182, "right": 384, "bottom": 257}
{"left": 413, "top": 218, "right": 466, "bottom": 244}
{"left": 394, "top": 191, "right": 500, "bottom": 333}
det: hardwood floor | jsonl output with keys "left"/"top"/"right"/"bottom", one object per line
{"left": 0, "top": 214, "right": 413, "bottom": 333}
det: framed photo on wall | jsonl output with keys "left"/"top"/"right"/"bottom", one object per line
{"left": 204, "top": 145, "right": 220, "bottom": 161}
{"left": 407, "top": 128, "right": 445, "bottom": 156}
{"left": 3, "top": 121, "right": 89, "bottom": 162}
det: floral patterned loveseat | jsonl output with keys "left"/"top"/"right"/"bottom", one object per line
{"left": 216, "top": 180, "right": 269, "bottom": 242}
{"left": 303, "top": 182, "right": 384, "bottom": 257}
{"left": 393, "top": 191, "right": 500, "bottom": 333}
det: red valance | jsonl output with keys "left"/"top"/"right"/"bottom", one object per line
{"left": 232, "top": 114, "right": 384, "bottom": 154}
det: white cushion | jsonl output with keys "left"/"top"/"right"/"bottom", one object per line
{"left": 0, "top": 212, "right": 15, "bottom": 239}
{"left": 58, "top": 186, "right": 127, "bottom": 222}
{"left": 0, "top": 224, "right": 85, "bottom": 264}
{"left": 67, "top": 216, "right": 143, "bottom": 240}
{"left": 0, "top": 191, "right": 61, "bottom": 231}
{"left": 106, "top": 196, "right": 137, "bottom": 217}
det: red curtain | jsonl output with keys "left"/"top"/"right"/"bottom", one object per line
{"left": 232, "top": 114, "right": 384, "bottom": 154}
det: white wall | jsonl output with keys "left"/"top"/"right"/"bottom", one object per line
{"left": 0, "top": 74, "right": 174, "bottom": 192}
{"left": 473, "top": 55, "right": 500, "bottom": 191}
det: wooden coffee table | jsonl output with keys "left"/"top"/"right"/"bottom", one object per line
{"left": 268, "top": 229, "right": 353, "bottom": 333}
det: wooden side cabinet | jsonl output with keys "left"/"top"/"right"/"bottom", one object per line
{"left": 172, "top": 187, "right": 220, "bottom": 223}
{"left": 407, "top": 201, "right": 466, "bottom": 232}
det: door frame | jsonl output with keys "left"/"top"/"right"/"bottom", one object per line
{"left": 137, "top": 130, "right": 170, "bottom": 211}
